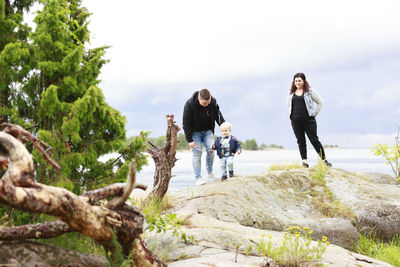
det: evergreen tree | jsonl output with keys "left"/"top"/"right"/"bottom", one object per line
{"left": 23, "top": 0, "right": 128, "bottom": 192}
{"left": 0, "top": 0, "right": 36, "bottom": 124}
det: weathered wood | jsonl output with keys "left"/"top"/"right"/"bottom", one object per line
{"left": 133, "top": 237, "right": 167, "bottom": 267}
{"left": 0, "top": 221, "right": 73, "bottom": 241}
{"left": 0, "top": 124, "right": 166, "bottom": 266}
{"left": 0, "top": 240, "right": 108, "bottom": 267}
{"left": 147, "top": 114, "right": 180, "bottom": 200}
{"left": 1, "top": 123, "right": 61, "bottom": 170}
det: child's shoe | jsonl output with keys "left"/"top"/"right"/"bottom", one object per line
{"left": 221, "top": 175, "right": 228, "bottom": 181}
{"left": 229, "top": 171, "right": 234, "bottom": 177}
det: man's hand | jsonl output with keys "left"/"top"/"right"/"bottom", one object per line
{"left": 189, "top": 141, "right": 198, "bottom": 149}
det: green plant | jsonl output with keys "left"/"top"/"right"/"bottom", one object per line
{"left": 139, "top": 196, "right": 195, "bottom": 261}
{"left": 257, "top": 227, "right": 329, "bottom": 266}
{"left": 145, "top": 212, "right": 194, "bottom": 245}
{"left": 38, "top": 232, "right": 105, "bottom": 256}
{"left": 356, "top": 232, "right": 400, "bottom": 267}
{"left": 372, "top": 132, "right": 400, "bottom": 179}
{"left": 310, "top": 159, "right": 327, "bottom": 183}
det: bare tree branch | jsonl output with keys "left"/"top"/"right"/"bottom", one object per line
{"left": 0, "top": 221, "right": 73, "bottom": 241}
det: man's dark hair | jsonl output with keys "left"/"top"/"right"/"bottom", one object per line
{"left": 199, "top": 89, "right": 211, "bottom": 100}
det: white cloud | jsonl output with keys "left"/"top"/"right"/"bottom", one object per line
{"left": 23, "top": 0, "right": 400, "bottom": 148}
{"left": 324, "top": 132, "right": 398, "bottom": 148}
{"left": 84, "top": 0, "right": 400, "bottom": 87}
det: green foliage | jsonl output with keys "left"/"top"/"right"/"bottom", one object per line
{"left": 372, "top": 135, "right": 400, "bottom": 179}
{"left": 356, "top": 233, "right": 400, "bottom": 267}
{"left": 139, "top": 196, "right": 172, "bottom": 219}
{"left": 6, "top": 0, "right": 131, "bottom": 193}
{"left": 1, "top": 0, "right": 151, "bottom": 225}
{"left": 309, "top": 159, "right": 327, "bottom": 184}
{"left": 0, "top": 0, "right": 35, "bottom": 123}
{"left": 38, "top": 231, "right": 105, "bottom": 256}
{"left": 148, "top": 133, "right": 188, "bottom": 151}
{"left": 139, "top": 197, "right": 195, "bottom": 261}
{"left": 148, "top": 135, "right": 166, "bottom": 148}
{"left": 257, "top": 227, "right": 328, "bottom": 266}
{"left": 105, "top": 231, "right": 125, "bottom": 267}
{"left": 114, "top": 131, "right": 149, "bottom": 182}
{"left": 240, "top": 138, "right": 258, "bottom": 150}
{"left": 0, "top": 206, "right": 37, "bottom": 226}
{"left": 145, "top": 212, "right": 194, "bottom": 244}
{"left": 177, "top": 133, "right": 189, "bottom": 150}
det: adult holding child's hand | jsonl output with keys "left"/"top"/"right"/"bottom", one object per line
{"left": 189, "top": 142, "right": 198, "bottom": 149}
{"left": 183, "top": 89, "right": 225, "bottom": 185}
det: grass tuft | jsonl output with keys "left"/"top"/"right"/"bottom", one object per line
{"left": 356, "top": 233, "right": 400, "bottom": 267}
{"left": 268, "top": 163, "right": 302, "bottom": 171}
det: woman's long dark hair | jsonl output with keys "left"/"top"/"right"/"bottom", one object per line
{"left": 290, "top": 72, "right": 310, "bottom": 94}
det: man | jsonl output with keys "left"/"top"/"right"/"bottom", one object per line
{"left": 182, "top": 89, "right": 225, "bottom": 185}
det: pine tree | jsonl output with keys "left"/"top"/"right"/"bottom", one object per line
{"left": 23, "top": 0, "right": 128, "bottom": 192}
{"left": 0, "top": 0, "right": 36, "bottom": 124}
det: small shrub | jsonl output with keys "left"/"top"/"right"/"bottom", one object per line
{"left": 309, "top": 160, "right": 327, "bottom": 183}
{"left": 372, "top": 134, "right": 400, "bottom": 179}
{"left": 257, "top": 227, "right": 329, "bottom": 266}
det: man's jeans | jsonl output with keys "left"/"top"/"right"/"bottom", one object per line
{"left": 219, "top": 156, "right": 234, "bottom": 176}
{"left": 192, "top": 130, "right": 215, "bottom": 179}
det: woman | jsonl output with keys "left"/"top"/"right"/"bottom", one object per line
{"left": 287, "top": 72, "right": 332, "bottom": 168}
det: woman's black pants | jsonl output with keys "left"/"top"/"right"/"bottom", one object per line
{"left": 291, "top": 117, "right": 326, "bottom": 160}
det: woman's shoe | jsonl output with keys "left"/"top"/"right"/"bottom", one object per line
{"left": 324, "top": 160, "right": 332, "bottom": 167}
{"left": 302, "top": 162, "right": 309, "bottom": 168}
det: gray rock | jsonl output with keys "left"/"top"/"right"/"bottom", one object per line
{"left": 326, "top": 169, "right": 400, "bottom": 240}
{"left": 162, "top": 168, "right": 398, "bottom": 266}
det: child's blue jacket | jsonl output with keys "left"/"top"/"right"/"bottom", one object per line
{"left": 213, "top": 135, "right": 241, "bottom": 158}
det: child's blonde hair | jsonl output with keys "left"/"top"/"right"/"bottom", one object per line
{"left": 220, "top": 122, "right": 232, "bottom": 131}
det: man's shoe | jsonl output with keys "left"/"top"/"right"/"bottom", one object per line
{"left": 195, "top": 178, "right": 207, "bottom": 186}
{"left": 302, "top": 162, "right": 309, "bottom": 168}
{"left": 221, "top": 175, "right": 228, "bottom": 181}
{"left": 207, "top": 173, "right": 218, "bottom": 181}
{"left": 229, "top": 171, "right": 234, "bottom": 177}
{"left": 324, "top": 160, "right": 332, "bottom": 167}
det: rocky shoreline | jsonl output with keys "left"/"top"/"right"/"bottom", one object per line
{"left": 1, "top": 167, "right": 398, "bottom": 266}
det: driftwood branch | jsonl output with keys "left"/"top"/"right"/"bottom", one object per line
{"left": 0, "top": 124, "right": 165, "bottom": 266}
{"left": 146, "top": 114, "right": 180, "bottom": 200}
{"left": 0, "top": 221, "right": 73, "bottom": 241}
{"left": 0, "top": 123, "right": 61, "bottom": 170}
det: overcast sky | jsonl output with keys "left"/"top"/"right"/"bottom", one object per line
{"left": 79, "top": 0, "right": 400, "bottom": 148}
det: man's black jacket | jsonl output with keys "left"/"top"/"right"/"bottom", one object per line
{"left": 182, "top": 91, "right": 225, "bottom": 143}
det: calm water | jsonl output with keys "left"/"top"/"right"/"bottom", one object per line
{"left": 135, "top": 148, "right": 392, "bottom": 191}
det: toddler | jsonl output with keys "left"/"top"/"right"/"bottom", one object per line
{"left": 212, "top": 122, "right": 241, "bottom": 180}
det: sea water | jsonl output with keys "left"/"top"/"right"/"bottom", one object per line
{"left": 135, "top": 148, "right": 393, "bottom": 191}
